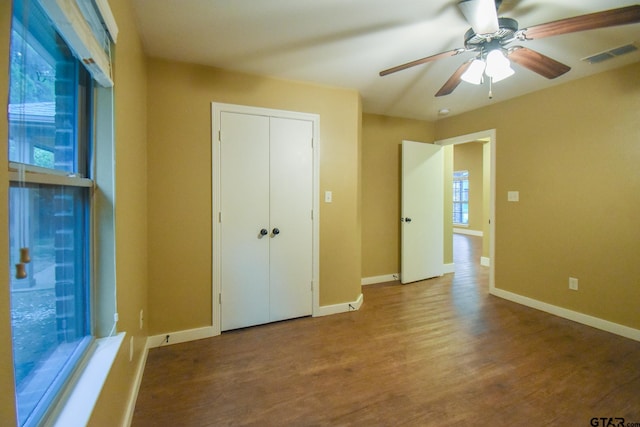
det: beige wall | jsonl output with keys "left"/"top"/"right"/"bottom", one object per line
{"left": 146, "top": 59, "right": 362, "bottom": 334}
{"left": 436, "top": 62, "right": 640, "bottom": 330}
{"left": 1, "top": 1, "right": 17, "bottom": 424}
{"left": 361, "top": 114, "right": 434, "bottom": 278}
{"left": 453, "top": 142, "right": 484, "bottom": 232}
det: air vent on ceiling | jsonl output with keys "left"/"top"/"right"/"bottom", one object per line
{"left": 582, "top": 42, "right": 639, "bottom": 64}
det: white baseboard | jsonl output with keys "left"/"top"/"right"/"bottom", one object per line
{"left": 124, "top": 339, "right": 149, "bottom": 427}
{"left": 147, "top": 326, "right": 217, "bottom": 349}
{"left": 361, "top": 274, "right": 399, "bottom": 285}
{"left": 315, "top": 293, "right": 363, "bottom": 317}
{"left": 491, "top": 288, "right": 640, "bottom": 342}
{"left": 146, "top": 295, "right": 367, "bottom": 348}
{"left": 453, "top": 228, "right": 483, "bottom": 237}
{"left": 443, "top": 263, "right": 455, "bottom": 274}
{"left": 480, "top": 257, "right": 490, "bottom": 267}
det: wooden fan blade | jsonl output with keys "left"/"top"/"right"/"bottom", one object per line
{"left": 508, "top": 46, "right": 570, "bottom": 79}
{"left": 458, "top": 0, "right": 499, "bottom": 34}
{"left": 522, "top": 5, "right": 640, "bottom": 40}
{"left": 435, "top": 60, "right": 473, "bottom": 97}
{"left": 380, "top": 49, "right": 464, "bottom": 76}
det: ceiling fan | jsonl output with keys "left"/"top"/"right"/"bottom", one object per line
{"left": 379, "top": 0, "right": 640, "bottom": 97}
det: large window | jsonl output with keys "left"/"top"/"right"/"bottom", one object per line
{"left": 8, "top": 1, "right": 95, "bottom": 425}
{"left": 453, "top": 170, "right": 469, "bottom": 225}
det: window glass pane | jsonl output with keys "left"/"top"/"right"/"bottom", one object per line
{"left": 9, "top": 184, "right": 91, "bottom": 425}
{"left": 453, "top": 170, "right": 469, "bottom": 225}
{"left": 8, "top": 0, "right": 79, "bottom": 173}
{"left": 8, "top": 1, "right": 93, "bottom": 425}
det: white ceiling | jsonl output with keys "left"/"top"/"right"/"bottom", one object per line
{"left": 132, "top": 0, "right": 640, "bottom": 121}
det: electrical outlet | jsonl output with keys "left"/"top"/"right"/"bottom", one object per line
{"left": 139, "top": 309, "right": 144, "bottom": 330}
{"left": 569, "top": 277, "right": 579, "bottom": 291}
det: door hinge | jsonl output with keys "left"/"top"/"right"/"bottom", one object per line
{"left": 311, "top": 138, "right": 313, "bottom": 148}
{"left": 311, "top": 281, "right": 313, "bottom": 291}
{"left": 219, "top": 212, "right": 221, "bottom": 223}
{"left": 311, "top": 209, "right": 313, "bottom": 220}
{"left": 219, "top": 293, "right": 221, "bottom": 304}
{"left": 218, "top": 130, "right": 221, "bottom": 142}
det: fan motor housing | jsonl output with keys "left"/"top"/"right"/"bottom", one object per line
{"left": 464, "top": 17, "right": 519, "bottom": 51}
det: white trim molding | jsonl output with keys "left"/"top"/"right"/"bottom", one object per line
{"left": 51, "top": 333, "right": 125, "bottom": 427}
{"left": 123, "top": 339, "right": 149, "bottom": 427}
{"left": 453, "top": 227, "right": 483, "bottom": 237}
{"left": 480, "top": 257, "right": 491, "bottom": 267}
{"left": 315, "top": 294, "right": 363, "bottom": 317}
{"left": 147, "top": 326, "right": 217, "bottom": 349}
{"left": 361, "top": 274, "right": 399, "bottom": 285}
{"left": 491, "top": 288, "right": 640, "bottom": 342}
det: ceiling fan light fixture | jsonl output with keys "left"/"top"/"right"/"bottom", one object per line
{"left": 461, "top": 59, "right": 485, "bottom": 84}
{"left": 490, "top": 65, "right": 514, "bottom": 83}
{"left": 484, "top": 49, "right": 514, "bottom": 82}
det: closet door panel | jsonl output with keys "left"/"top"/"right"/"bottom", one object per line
{"left": 220, "top": 112, "right": 270, "bottom": 331}
{"left": 269, "top": 117, "right": 313, "bottom": 322}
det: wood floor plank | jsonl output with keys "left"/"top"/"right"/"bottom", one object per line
{"left": 132, "top": 235, "right": 640, "bottom": 426}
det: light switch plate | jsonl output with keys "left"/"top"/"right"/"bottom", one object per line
{"left": 508, "top": 191, "right": 519, "bottom": 202}
{"left": 325, "top": 191, "right": 332, "bottom": 203}
{"left": 569, "top": 277, "right": 579, "bottom": 291}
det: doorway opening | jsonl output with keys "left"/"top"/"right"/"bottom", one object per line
{"left": 436, "top": 129, "right": 495, "bottom": 293}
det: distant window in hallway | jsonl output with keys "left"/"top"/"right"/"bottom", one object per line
{"left": 453, "top": 170, "right": 469, "bottom": 225}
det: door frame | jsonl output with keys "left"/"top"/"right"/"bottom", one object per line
{"left": 211, "top": 102, "right": 320, "bottom": 336}
{"left": 435, "top": 129, "right": 496, "bottom": 292}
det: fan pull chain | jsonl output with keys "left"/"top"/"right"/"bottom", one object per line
{"left": 488, "top": 77, "right": 493, "bottom": 99}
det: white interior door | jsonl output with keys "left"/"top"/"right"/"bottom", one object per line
{"left": 220, "top": 112, "right": 270, "bottom": 331}
{"left": 269, "top": 117, "right": 313, "bottom": 322}
{"left": 401, "top": 140, "right": 444, "bottom": 284}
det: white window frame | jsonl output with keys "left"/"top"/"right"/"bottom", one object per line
{"left": 7, "top": 0, "right": 122, "bottom": 425}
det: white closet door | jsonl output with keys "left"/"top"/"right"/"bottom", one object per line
{"left": 269, "top": 117, "right": 313, "bottom": 322}
{"left": 220, "top": 112, "right": 270, "bottom": 331}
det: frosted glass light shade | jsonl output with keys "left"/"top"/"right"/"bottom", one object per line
{"left": 485, "top": 49, "right": 514, "bottom": 82}
{"left": 490, "top": 65, "right": 514, "bottom": 82}
{"left": 461, "top": 59, "right": 485, "bottom": 85}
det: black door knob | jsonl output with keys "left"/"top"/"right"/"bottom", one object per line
{"left": 260, "top": 228, "right": 268, "bottom": 236}
{"left": 272, "top": 228, "right": 280, "bottom": 236}
{"left": 405, "top": 217, "right": 412, "bottom": 223}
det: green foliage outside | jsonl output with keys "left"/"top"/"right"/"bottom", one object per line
{"left": 9, "top": 28, "right": 55, "bottom": 105}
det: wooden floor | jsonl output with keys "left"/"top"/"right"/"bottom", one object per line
{"left": 132, "top": 235, "right": 640, "bottom": 426}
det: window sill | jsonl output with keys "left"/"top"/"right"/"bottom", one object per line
{"left": 47, "top": 332, "right": 125, "bottom": 427}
